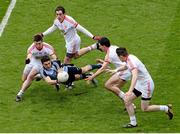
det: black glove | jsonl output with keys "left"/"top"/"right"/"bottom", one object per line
{"left": 25, "top": 58, "right": 30, "bottom": 64}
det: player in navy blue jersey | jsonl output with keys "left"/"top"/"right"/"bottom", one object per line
{"left": 40, "top": 56, "right": 102, "bottom": 90}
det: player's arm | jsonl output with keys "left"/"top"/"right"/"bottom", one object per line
{"left": 76, "top": 24, "right": 101, "bottom": 40}
{"left": 25, "top": 53, "right": 32, "bottom": 64}
{"left": 106, "top": 65, "right": 127, "bottom": 75}
{"left": 127, "top": 68, "right": 138, "bottom": 93}
{"left": 42, "top": 24, "right": 57, "bottom": 36}
{"left": 50, "top": 53, "right": 57, "bottom": 60}
{"left": 44, "top": 76, "right": 58, "bottom": 85}
{"left": 86, "top": 61, "right": 109, "bottom": 81}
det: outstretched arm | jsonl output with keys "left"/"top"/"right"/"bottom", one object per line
{"left": 42, "top": 25, "right": 57, "bottom": 36}
{"left": 44, "top": 76, "right": 58, "bottom": 85}
{"left": 86, "top": 61, "right": 109, "bottom": 81}
{"left": 76, "top": 24, "right": 101, "bottom": 40}
{"left": 76, "top": 24, "right": 94, "bottom": 38}
{"left": 106, "top": 65, "right": 127, "bottom": 75}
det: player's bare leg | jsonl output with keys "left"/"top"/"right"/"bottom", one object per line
{"left": 123, "top": 92, "right": 137, "bottom": 128}
{"left": 141, "top": 100, "right": 173, "bottom": 119}
{"left": 76, "top": 43, "right": 99, "bottom": 58}
{"left": 105, "top": 73, "right": 126, "bottom": 100}
{"left": 16, "top": 69, "right": 38, "bottom": 102}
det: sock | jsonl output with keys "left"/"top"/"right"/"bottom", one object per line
{"left": 87, "top": 43, "right": 97, "bottom": 51}
{"left": 17, "top": 90, "right": 24, "bottom": 97}
{"left": 90, "top": 64, "right": 102, "bottom": 70}
{"left": 118, "top": 91, "right": 125, "bottom": 100}
{"left": 160, "top": 105, "right": 168, "bottom": 112}
{"left": 130, "top": 115, "right": 137, "bottom": 126}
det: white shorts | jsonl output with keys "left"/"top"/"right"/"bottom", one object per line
{"left": 23, "top": 63, "right": 42, "bottom": 75}
{"left": 117, "top": 69, "right": 131, "bottom": 81}
{"left": 66, "top": 35, "right": 81, "bottom": 54}
{"left": 135, "top": 78, "right": 154, "bottom": 99}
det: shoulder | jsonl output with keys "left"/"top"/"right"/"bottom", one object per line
{"left": 64, "top": 15, "right": 77, "bottom": 24}
{"left": 27, "top": 43, "right": 36, "bottom": 53}
{"left": 43, "top": 42, "right": 54, "bottom": 50}
{"left": 65, "top": 15, "right": 75, "bottom": 20}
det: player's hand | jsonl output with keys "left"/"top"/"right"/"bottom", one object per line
{"left": 125, "top": 91, "right": 133, "bottom": 97}
{"left": 96, "top": 58, "right": 104, "bottom": 64}
{"left": 85, "top": 76, "right": 93, "bottom": 81}
{"left": 25, "top": 58, "right": 30, "bottom": 64}
{"left": 105, "top": 69, "right": 116, "bottom": 75}
{"left": 93, "top": 36, "right": 102, "bottom": 41}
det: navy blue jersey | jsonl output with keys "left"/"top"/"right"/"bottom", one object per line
{"left": 62, "top": 65, "right": 82, "bottom": 84}
{"left": 40, "top": 61, "right": 60, "bottom": 80}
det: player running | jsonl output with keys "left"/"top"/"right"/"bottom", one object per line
{"left": 110, "top": 47, "right": 173, "bottom": 128}
{"left": 86, "top": 37, "right": 135, "bottom": 109}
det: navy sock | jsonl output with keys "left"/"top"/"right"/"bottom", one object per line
{"left": 90, "top": 64, "right": 102, "bottom": 70}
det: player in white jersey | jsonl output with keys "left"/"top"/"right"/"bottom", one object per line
{"left": 114, "top": 47, "right": 173, "bottom": 128}
{"left": 86, "top": 37, "right": 132, "bottom": 107}
{"left": 41, "top": 6, "right": 101, "bottom": 64}
{"left": 15, "top": 34, "right": 57, "bottom": 102}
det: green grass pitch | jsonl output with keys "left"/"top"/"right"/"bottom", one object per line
{"left": 0, "top": 0, "right": 180, "bottom": 132}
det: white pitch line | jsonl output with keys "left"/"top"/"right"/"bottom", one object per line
{"left": 0, "top": 0, "right": 16, "bottom": 37}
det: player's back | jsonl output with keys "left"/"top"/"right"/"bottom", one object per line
{"left": 127, "top": 54, "right": 151, "bottom": 80}
{"left": 107, "top": 45, "right": 126, "bottom": 68}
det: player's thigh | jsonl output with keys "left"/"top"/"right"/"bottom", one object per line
{"left": 22, "top": 64, "right": 33, "bottom": 81}
{"left": 27, "top": 66, "right": 40, "bottom": 80}
{"left": 106, "top": 73, "right": 126, "bottom": 87}
{"left": 141, "top": 100, "right": 150, "bottom": 110}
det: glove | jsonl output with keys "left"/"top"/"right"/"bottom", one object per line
{"left": 93, "top": 36, "right": 102, "bottom": 41}
{"left": 25, "top": 58, "right": 30, "bottom": 64}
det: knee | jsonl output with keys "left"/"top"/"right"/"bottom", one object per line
{"left": 104, "top": 82, "right": 111, "bottom": 90}
{"left": 141, "top": 106, "right": 149, "bottom": 112}
{"left": 124, "top": 97, "right": 132, "bottom": 106}
{"left": 27, "top": 74, "right": 34, "bottom": 81}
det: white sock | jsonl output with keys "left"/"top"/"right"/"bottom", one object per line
{"left": 17, "top": 90, "right": 24, "bottom": 97}
{"left": 130, "top": 115, "right": 137, "bottom": 126}
{"left": 118, "top": 91, "right": 125, "bottom": 100}
{"left": 160, "top": 105, "right": 168, "bottom": 112}
{"left": 87, "top": 43, "right": 97, "bottom": 51}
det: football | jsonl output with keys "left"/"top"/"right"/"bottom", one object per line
{"left": 57, "top": 71, "right": 69, "bottom": 83}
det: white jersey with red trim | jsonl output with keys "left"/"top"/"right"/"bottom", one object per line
{"left": 27, "top": 42, "right": 54, "bottom": 65}
{"left": 53, "top": 15, "right": 79, "bottom": 43}
{"left": 126, "top": 54, "right": 151, "bottom": 80}
{"left": 104, "top": 45, "right": 126, "bottom": 68}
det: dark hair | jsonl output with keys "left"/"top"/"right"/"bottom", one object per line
{"left": 41, "top": 55, "right": 50, "bottom": 64}
{"left": 98, "top": 37, "right": 110, "bottom": 47}
{"left": 116, "top": 47, "right": 128, "bottom": 56}
{"left": 33, "top": 34, "right": 43, "bottom": 42}
{"left": 55, "top": 6, "right": 65, "bottom": 14}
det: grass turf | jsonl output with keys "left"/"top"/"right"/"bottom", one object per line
{"left": 0, "top": 0, "right": 179, "bottom": 132}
